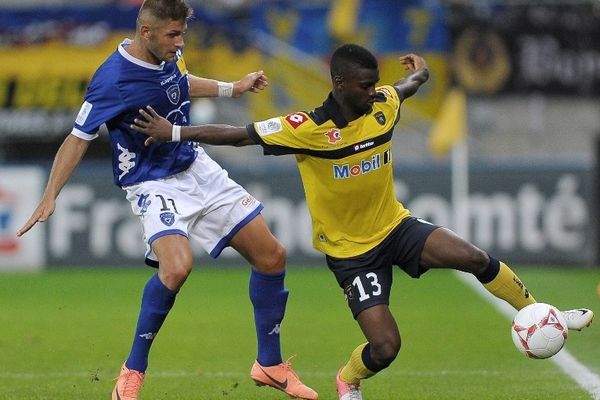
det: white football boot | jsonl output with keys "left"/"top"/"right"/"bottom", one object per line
{"left": 562, "top": 308, "right": 594, "bottom": 331}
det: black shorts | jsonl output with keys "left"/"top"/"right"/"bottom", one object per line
{"left": 326, "top": 217, "right": 439, "bottom": 318}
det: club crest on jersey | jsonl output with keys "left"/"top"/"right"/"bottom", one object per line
{"left": 374, "top": 111, "right": 386, "bottom": 125}
{"left": 166, "top": 84, "right": 180, "bottom": 105}
{"left": 160, "top": 212, "right": 175, "bottom": 226}
{"left": 325, "top": 128, "right": 342, "bottom": 144}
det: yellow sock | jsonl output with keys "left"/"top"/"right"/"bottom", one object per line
{"left": 340, "top": 343, "right": 375, "bottom": 384}
{"left": 483, "top": 262, "right": 536, "bottom": 310}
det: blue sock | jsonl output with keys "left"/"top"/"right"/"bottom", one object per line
{"left": 125, "top": 273, "right": 177, "bottom": 372}
{"left": 249, "top": 269, "right": 288, "bottom": 366}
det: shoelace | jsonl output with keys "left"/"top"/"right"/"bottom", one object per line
{"left": 121, "top": 370, "right": 144, "bottom": 397}
{"left": 282, "top": 355, "right": 300, "bottom": 379}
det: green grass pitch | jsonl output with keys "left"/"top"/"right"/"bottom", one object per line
{"left": 0, "top": 265, "right": 598, "bottom": 399}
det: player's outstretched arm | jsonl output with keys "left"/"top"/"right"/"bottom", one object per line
{"left": 188, "top": 71, "right": 268, "bottom": 98}
{"left": 132, "top": 106, "right": 255, "bottom": 147}
{"left": 17, "top": 134, "right": 89, "bottom": 237}
{"left": 393, "top": 54, "right": 429, "bottom": 101}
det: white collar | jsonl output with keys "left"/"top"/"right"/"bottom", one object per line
{"left": 118, "top": 39, "right": 165, "bottom": 70}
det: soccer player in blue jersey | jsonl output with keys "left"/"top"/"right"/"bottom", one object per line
{"left": 16, "top": 1, "right": 318, "bottom": 399}
{"left": 132, "top": 44, "right": 594, "bottom": 400}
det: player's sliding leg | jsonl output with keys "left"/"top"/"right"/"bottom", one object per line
{"left": 476, "top": 257, "right": 594, "bottom": 330}
{"left": 230, "top": 215, "right": 318, "bottom": 399}
{"left": 476, "top": 257, "right": 536, "bottom": 310}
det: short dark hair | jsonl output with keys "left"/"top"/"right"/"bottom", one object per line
{"left": 330, "top": 44, "right": 378, "bottom": 79}
{"left": 137, "top": 0, "right": 193, "bottom": 24}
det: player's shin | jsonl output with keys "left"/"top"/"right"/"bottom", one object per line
{"left": 126, "top": 273, "right": 178, "bottom": 372}
{"left": 249, "top": 269, "right": 288, "bottom": 366}
{"left": 340, "top": 343, "right": 377, "bottom": 384}
{"left": 477, "top": 257, "right": 536, "bottom": 310}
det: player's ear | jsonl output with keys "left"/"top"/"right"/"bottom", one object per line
{"left": 333, "top": 75, "right": 344, "bottom": 89}
{"left": 140, "top": 24, "right": 151, "bottom": 41}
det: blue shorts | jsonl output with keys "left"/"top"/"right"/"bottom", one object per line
{"left": 326, "top": 217, "right": 439, "bottom": 318}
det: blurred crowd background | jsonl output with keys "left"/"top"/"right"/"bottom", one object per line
{"left": 1, "top": 0, "right": 599, "bottom": 269}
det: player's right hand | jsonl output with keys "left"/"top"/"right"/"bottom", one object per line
{"left": 17, "top": 198, "right": 55, "bottom": 237}
{"left": 131, "top": 106, "right": 174, "bottom": 146}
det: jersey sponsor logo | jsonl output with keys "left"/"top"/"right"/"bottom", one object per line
{"left": 117, "top": 143, "right": 136, "bottom": 180}
{"left": 240, "top": 195, "right": 256, "bottom": 207}
{"left": 255, "top": 118, "right": 282, "bottom": 136}
{"left": 166, "top": 84, "right": 181, "bottom": 105}
{"left": 285, "top": 112, "right": 308, "bottom": 129}
{"left": 333, "top": 149, "right": 391, "bottom": 179}
{"left": 160, "top": 74, "right": 178, "bottom": 86}
{"left": 75, "top": 101, "right": 93, "bottom": 126}
{"left": 353, "top": 141, "right": 374, "bottom": 151}
{"left": 325, "top": 128, "right": 342, "bottom": 144}
{"left": 160, "top": 211, "right": 175, "bottom": 226}
{"left": 374, "top": 111, "right": 386, "bottom": 125}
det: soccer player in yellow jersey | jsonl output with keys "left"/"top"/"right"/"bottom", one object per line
{"left": 132, "top": 44, "right": 594, "bottom": 400}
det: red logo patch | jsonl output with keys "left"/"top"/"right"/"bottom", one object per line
{"left": 325, "top": 128, "right": 342, "bottom": 144}
{"left": 285, "top": 112, "right": 308, "bottom": 129}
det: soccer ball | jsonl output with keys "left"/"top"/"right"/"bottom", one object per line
{"left": 511, "top": 303, "right": 568, "bottom": 359}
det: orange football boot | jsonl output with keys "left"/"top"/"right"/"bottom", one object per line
{"left": 251, "top": 358, "right": 318, "bottom": 399}
{"left": 112, "top": 363, "right": 145, "bottom": 400}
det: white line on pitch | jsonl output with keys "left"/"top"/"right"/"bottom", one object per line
{"left": 454, "top": 270, "right": 600, "bottom": 400}
{"left": 0, "top": 369, "right": 539, "bottom": 379}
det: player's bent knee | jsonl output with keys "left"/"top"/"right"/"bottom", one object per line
{"left": 370, "top": 338, "right": 401, "bottom": 368}
{"left": 370, "top": 337, "right": 401, "bottom": 368}
{"left": 159, "top": 260, "right": 192, "bottom": 290}
{"left": 254, "top": 243, "right": 287, "bottom": 274}
{"left": 462, "top": 246, "right": 489, "bottom": 275}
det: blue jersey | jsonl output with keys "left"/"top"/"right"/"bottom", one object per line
{"left": 73, "top": 39, "right": 197, "bottom": 187}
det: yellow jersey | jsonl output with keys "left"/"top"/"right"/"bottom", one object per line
{"left": 247, "top": 85, "right": 411, "bottom": 258}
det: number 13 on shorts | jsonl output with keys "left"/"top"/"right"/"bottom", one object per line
{"left": 352, "top": 272, "right": 382, "bottom": 301}
{"left": 343, "top": 269, "right": 392, "bottom": 318}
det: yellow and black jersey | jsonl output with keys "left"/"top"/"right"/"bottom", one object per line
{"left": 247, "top": 85, "right": 411, "bottom": 258}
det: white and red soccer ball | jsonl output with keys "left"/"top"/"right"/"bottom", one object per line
{"left": 511, "top": 303, "right": 568, "bottom": 359}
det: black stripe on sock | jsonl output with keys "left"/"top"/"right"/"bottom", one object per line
{"left": 476, "top": 256, "right": 500, "bottom": 284}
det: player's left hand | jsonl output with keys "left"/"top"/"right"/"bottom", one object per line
{"left": 398, "top": 54, "right": 427, "bottom": 73}
{"left": 131, "top": 106, "right": 174, "bottom": 146}
{"left": 233, "top": 70, "right": 268, "bottom": 97}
